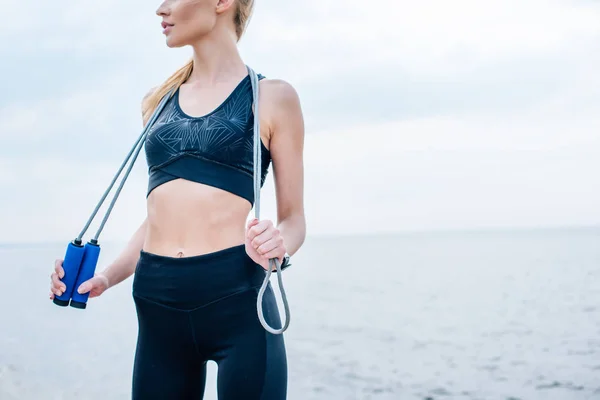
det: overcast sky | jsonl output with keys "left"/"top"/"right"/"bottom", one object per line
{"left": 1, "top": 0, "right": 599, "bottom": 242}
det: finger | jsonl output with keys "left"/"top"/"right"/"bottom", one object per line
{"left": 51, "top": 272, "right": 66, "bottom": 293}
{"left": 248, "top": 220, "right": 269, "bottom": 236}
{"left": 51, "top": 286, "right": 64, "bottom": 296}
{"left": 54, "top": 260, "right": 64, "bottom": 279}
{"left": 49, "top": 291, "right": 54, "bottom": 300}
{"left": 77, "top": 280, "right": 92, "bottom": 295}
{"left": 262, "top": 245, "right": 285, "bottom": 263}
{"left": 257, "top": 236, "right": 283, "bottom": 257}
{"left": 251, "top": 226, "right": 278, "bottom": 249}
{"left": 247, "top": 220, "right": 270, "bottom": 241}
{"left": 246, "top": 218, "right": 259, "bottom": 229}
{"left": 77, "top": 276, "right": 103, "bottom": 294}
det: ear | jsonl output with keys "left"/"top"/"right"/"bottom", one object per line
{"left": 216, "top": 0, "right": 236, "bottom": 14}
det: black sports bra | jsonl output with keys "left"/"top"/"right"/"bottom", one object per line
{"left": 144, "top": 73, "right": 271, "bottom": 205}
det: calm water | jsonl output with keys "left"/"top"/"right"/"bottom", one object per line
{"left": 1, "top": 227, "right": 599, "bottom": 399}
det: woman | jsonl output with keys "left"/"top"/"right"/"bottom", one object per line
{"left": 49, "top": 0, "right": 306, "bottom": 398}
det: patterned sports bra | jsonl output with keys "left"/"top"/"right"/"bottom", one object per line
{"left": 144, "top": 73, "right": 271, "bottom": 205}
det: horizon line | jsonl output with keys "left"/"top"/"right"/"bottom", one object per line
{"left": 1, "top": 223, "right": 598, "bottom": 247}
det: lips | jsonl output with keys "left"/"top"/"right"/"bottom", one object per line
{"left": 161, "top": 21, "right": 174, "bottom": 34}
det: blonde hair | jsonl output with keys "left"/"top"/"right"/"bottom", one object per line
{"left": 142, "top": 0, "right": 255, "bottom": 124}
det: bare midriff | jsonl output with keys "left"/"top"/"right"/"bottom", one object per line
{"left": 143, "top": 178, "right": 252, "bottom": 258}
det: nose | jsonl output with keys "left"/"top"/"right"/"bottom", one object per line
{"left": 156, "top": 1, "right": 171, "bottom": 17}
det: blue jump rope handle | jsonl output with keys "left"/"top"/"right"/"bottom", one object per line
{"left": 53, "top": 241, "right": 86, "bottom": 307}
{"left": 70, "top": 241, "right": 101, "bottom": 309}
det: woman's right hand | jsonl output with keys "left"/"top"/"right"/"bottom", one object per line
{"left": 49, "top": 259, "right": 110, "bottom": 300}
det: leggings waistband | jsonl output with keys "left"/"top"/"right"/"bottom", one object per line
{"left": 138, "top": 243, "right": 248, "bottom": 266}
{"left": 133, "top": 244, "right": 266, "bottom": 311}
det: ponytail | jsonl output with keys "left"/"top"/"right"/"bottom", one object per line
{"left": 142, "top": 58, "right": 194, "bottom": 124}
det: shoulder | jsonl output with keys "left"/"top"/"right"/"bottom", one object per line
{"left": 258, "top": 78, "right": 303, "bottom": 129}
{"left": 258, "top": 78, "right": 304, "bottom": 143}
{"left": 259, "top": 78, "right": 300, "bottom": 107}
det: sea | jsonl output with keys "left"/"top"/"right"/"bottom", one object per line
{"left": 1, "top": 227, "right": 599, "bottom": 400}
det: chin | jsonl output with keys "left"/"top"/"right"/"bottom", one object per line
{"left": 165, "top": 37, "right": 185, "bottom": 48}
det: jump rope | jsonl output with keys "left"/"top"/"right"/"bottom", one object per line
{"left": 54, "top": 66, "right": 291, "bottom": 335}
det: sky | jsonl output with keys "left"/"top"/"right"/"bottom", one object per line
{"left": 0, "top": 0, "right": 599, "bottom": 242}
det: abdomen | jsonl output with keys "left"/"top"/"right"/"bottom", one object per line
{"left": 143, "top": 178, "right": 252, "bottom": 258}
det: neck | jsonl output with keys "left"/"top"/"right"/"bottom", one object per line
{"left": 188, "top": 29, "right": 246, "bottom": 85}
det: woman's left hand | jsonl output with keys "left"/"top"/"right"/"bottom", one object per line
{"left": 245, "top": 218, "right": 286, "bottom": 271}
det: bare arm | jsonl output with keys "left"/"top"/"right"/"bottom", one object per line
{"left": 264, "top": 79, "right": 306, "bottom": 256}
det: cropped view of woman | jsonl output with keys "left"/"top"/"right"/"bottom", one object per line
{"left": 49, "top": 0, "right": 306, "bottom": 399}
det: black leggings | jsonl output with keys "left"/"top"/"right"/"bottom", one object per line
{"left": 131, "top": 244, "right": 287, "bottom": 399}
